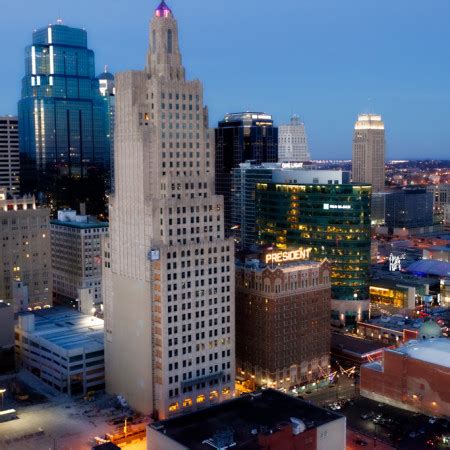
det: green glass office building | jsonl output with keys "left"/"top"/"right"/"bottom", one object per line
{"left": 256, "top": 182, "right": 372, "bottom": 327}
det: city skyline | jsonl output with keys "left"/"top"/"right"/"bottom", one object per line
{"left": 0, "top": 0, "right": 449, "bottom": 159}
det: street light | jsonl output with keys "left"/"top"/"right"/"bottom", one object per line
{"left": 0, "top": 389, "right": 6, "bottom": 410}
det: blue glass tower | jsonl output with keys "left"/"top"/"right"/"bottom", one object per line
{"left": 18, "top": 23, "right": 110, "bottom": 214}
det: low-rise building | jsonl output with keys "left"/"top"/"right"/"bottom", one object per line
{"left": 0, "top": 189, "right": 51, "bottom": 310}
{"left": 361, "top": 321, "right": 450, "bottom": 417}
{"left": 330, "top": 333, "right": 385, "bottom": 369}
{"left": 15, "top": 307, "right": 104, "bottom": 395}
{"left": 423, "top": 246, "right": 450, "bottom": 263}
{"left": 50, "top": 210, "right": 108, "bottom": 311}
{"left": 147, "top": 389, "right": 346, "bottom": 450}
{"left": 235, "top": 256, "right": 331, "bottom": 389}
{"left": 0, "top": 301, "right": 14, "bottom": 373}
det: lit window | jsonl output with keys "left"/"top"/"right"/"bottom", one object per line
{"left": 209, "top": 390, "right": 219, "bottom": 400}
{"left": 168, "top": 402, "right": 179, "bottom": 412}
{"left": 196, "top": 394, "right": 205, "bottom": 404}
{"left": 182, "top": 398, "right": 192, "bottom": 407}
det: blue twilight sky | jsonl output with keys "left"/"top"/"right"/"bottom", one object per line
{"left": 1, "top": 0, "right": 450, "bottom": 159}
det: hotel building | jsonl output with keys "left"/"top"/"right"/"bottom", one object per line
{"left": 104, "top": 1, "right": 235, "bottom": 419}
{"left": 235, "top": 256, "right": 331, "bottom": 388}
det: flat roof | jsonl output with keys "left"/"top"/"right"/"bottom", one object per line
{"left": 50, "top": 219, "right": 109, "bottom": 230}
{"left": 18, "top": 307, "right": 104, "bottom": 353}
{"left": 331, "top": 333, "right": 386, "bottom": 357}
{"left": 406, "top": 259, "right": 450, "bottom": 277}
{"left": 151, "top": 390, "right": 342, "bottom": 450}
{"left": 392, "top": 338, "right": 450, "bottom": 368}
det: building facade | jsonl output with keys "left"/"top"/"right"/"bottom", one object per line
{"left": 426, "top": 184, "right": 450, "bottom": 217}
{"left": 50, "top": 210, "right": 108, "bottom": 310}
{"left": 361, "top": 323, "right": 450, "bottom": 417}
{"left": 15, "top": 308, "right": 104, "bottom": 395}
{"left": 0, "top": 189, "right": 51, "bottom": 309}
{"left": 104, "top": 1, "right": 235, "bottom": 419}
{"left": 231, "top": 162, "right": 350, "bottom": 251}
{"left": 215, "top": 112, "right": 278, "bottom": 236}
{"left": 385, "top": 188, "right": 434, "bottom": 229}
{"left": 0, "top": 116, "right": 20, "bottom": 196}
{"left": 256, "top": 182, "right": 372, "bottom": 327}
{"left": 278, "top": 115, "right": 310, "bottom": 163}
{"left": 352, "top": 114, "right": 385, "bottom": 193}
{"left": 18, "top": 23, "right": 110, "bottom": 214}
{"left": 235, "top": 257, "right": 331, "bottom": 389}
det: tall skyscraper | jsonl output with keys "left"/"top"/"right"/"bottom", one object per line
{"left": 0, "top": 116, "right": 20, "bottom": 196}
{"left": 352, "top": 114, "right": 386, "bottom": 193}
{"left": 18, "top": 22, "right": 110, "bottom": 214}
{"left": 104, "top": 1, "right": 235, "bottom": 419}
{"left": 98, "top": 68, "right": 116, "bottom": 193}
{"left": 278, "top": 115, "right": 310, "bottom": 162}
{"left": 215, "top": 112, "right": 278, "bottom": 236}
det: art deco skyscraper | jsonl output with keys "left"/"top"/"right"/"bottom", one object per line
{"left": 278, "top": 115, "right": 310, "bottom": 162}
{"left": 104, "top": 1, "right": 235, "bottom": 419}
{"left": 352, "top": 114, "right": 386, "bottom": 193}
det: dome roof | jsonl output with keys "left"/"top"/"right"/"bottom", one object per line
{"left": 155, "top": 1, "right": 172, "bottom": 18}
{"left": 98, "top": 71, "right": 114, "bottom": 81}
{"left": 418, "top": 320, "right": 442, "bottom": 340}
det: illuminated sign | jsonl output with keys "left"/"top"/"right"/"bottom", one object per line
{"left": 389, "top": 253, "right": 402, "bottom": 272}
{"left": 323, "top": 204, "right": 351, "bottom": 210}
{"left": 281, "top": 162, "right": 304, "bottom": 169}
{"left": 265, "top": 248, "right": 312, "bottom": 264}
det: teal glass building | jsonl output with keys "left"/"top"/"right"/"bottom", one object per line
{"left": 256, "top": 182, "right": 372, "bottom": 328}
{"left": 18, "top": 24, "right": 110, "bottom": 214}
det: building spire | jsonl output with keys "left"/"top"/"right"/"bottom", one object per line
{"left": 155, "top": 1, "right": 173, "bottom": 18}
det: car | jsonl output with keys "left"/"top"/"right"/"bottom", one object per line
{"left": 354, "top": 439, "right": 368, "bottom": 447}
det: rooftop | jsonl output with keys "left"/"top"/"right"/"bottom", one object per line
{"left": 151, "top": 390, "right": 342, "bottom": 450}
{"left": 50, "top": 219, "right": 109, "bottom": 230}
{"left": 393, "top": 338, "right": 450, "bottom": 368}
{"left": 331, "top": 333, "right": 386, "bottom": 357}
{"left": 18, "top": 307, "right": 104, "bottom": 353}
{"left": 405, "top": 259, "right": 450, "bottom": 277}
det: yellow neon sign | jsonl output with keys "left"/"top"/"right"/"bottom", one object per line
{"left": 265, "top": 248, "right": 312, "bottom": 264}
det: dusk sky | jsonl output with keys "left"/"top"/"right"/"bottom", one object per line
{"left": 1, "top": 0, "right": 450, "bottom": 159}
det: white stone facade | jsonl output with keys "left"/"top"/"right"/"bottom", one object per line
{"left": 352, "top": 114, "right": 386, "bottom": 193}
{"left": 278, "top": 115, "right": 310, "bottom": 163}
{"left": 104, "top": 2, "right": 235, "bottom": 419}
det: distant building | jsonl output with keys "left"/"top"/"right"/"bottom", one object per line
{"left": 215, "top": 112, "right": 278, "bottom": 236}
{"left": 361, "top": 321, "right": 450, "bottom": 417}
{"left": 0, "top": 116, "right": 20, "bottom": 196}
{"left": 235, "top": 257, "right": 331, "bottom": 389}
{"left": 0, "top": 189, "right": 51, "bottom": 310}
{"left": 18, "top": 22, "right": 110, "bottom": 214}
{"left": 352, "top": 114, "right": 385, "bottom": 193}
{"left": 256, "top": 181, "right": 372, "bottom": 327}
{"left": 445, "top": 204, "right": 450, "bottom": 231}
{"left": 15, "top": 308, "right": 104, "bottom": 395}
{"left": 385, "top": 188, "right": 433, "bottom": 229}
{"left": 98, "top": 69, "right": 115, "bottom": 193}
{"left": 50, "top": 210, "right": 109, "bottom": 311}
{"left": 0, "top": 301, "right": 14, "bottom": 374}
{"left": 147, "top": 389, "right": 346, "bottom": 450}
{"left": 426, "top": 184, "right": 450, "bottom": 216}
{"left": 278, "top": 115, "right": 310, "bottom": 162}
{"left": 423, "top": 246, "right": 450, "bottom": 263}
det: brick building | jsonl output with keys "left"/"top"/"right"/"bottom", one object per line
{"left": 361, "top": 321, "right": 450, "bottom": 417}
{"left": 235, "top": 255, "right": 331, "bottom": 388}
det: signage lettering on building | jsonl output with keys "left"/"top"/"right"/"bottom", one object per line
{"left": 323, "top": 203, "right": 351, "bottom": 210}
{"left": 265, "top": 248, "right": 312, "bottom": 264}
{"left": 389, "top": 253, "right": 402, "bottom": 272}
